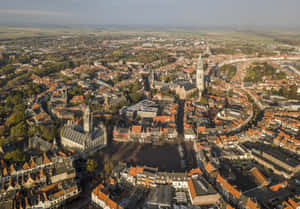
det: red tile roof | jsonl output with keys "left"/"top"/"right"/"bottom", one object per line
{"left": 188, "top": 178, "right": 196, "bottom": 199}
{"left": 205, "top": 162, "right": 215, "bottom": 173}
{"left": 227, "top": 204, "right": 235, "bottom": 209}
{"left": 131, "top": 125, "right": 142, "bottom": 133}
{"left": 269, "top": 181, "right": 288, "bottom": 192}
{"left": 246, "top": 198, "right": 259, "bottom": 209}
{"left": 250, "top": 167, "right": 268, "bottom": 186}
{"left": 188, "top": 168, "right": 202, "bottom": 177}
{"left": 128, "top": 166, "right": 143, "bottom": 176}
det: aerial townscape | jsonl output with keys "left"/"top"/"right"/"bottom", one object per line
{"left": 0, "top": 1, "right": 300, "bottom": 209}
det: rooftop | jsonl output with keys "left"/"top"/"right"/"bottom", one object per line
{"left": 146, "top": 185, "right": 173, "bottom": 207}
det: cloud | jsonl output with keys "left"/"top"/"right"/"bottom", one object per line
{"left": 0, "top": 9, "right": 74, "bottom": 17}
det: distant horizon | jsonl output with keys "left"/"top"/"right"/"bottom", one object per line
{"left": 1, "top": 0, "right": 300, "bottom": 30}
{"left": 1, "top": 22, "right": 300, "bottom": 31}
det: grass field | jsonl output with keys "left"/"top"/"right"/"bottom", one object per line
{"left": 0, "top": 26, "right": 95, "bottom": 40}
{"left": 1, "top": 26, "right": 300, "bottom": 46}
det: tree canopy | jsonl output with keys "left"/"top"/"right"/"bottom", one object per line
{"left": 244, "top": 63, "right": 286, "bottom": 83}
{"left": 10, "top": 121, "right": 28, "bottom": 137}
{"left": 86, "top": 159, "right": 98, "bottom": 172}
{"left": 217, "top": 64, "right": 237, "bottom": 82}
{"left": 4, "top": 149, "right": 25, "bottom": 162}
{"left": 5, "top": 109, "right": 26, "bottom": 127}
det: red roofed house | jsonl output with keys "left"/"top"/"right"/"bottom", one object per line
{"left": 187, "top": 177, "right": 220, "bottom": 205}
{"left": 70, "top": 95, "right": 84, "bottom": 104}
{"left": 283, "top": 198, "right": 300, "bottom": 209}
{"left": 245, "top": 198, "right": 260, "bottom": 209}
{"left": 269, "top": 181, "right": 288, "bottom": 192}
{"left": 249, "top": 167, "right": 269, "bottom": 186}
{"left": 92, "top": 184, "right": 123, "bottom": 209}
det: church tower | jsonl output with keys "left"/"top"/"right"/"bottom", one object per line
{"left": 196, "top": 55, "right": 205, "bottom": 99}
{"left": 83, "top": 106, "right": 93, "bottom": 133}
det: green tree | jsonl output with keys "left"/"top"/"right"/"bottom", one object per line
{"left": 218, "top": 64, "right": 237, "bottom": 82}
{"left": 39, "top": 125, "right": 56, "bottom": 141}
{"left": 68, "top": 85, "right": 83, "bottom": 98}
{"left": 199, "top": 97, "right": 208, "bottom": 105}
{"left": 86, "top": 159, "right": 98, "bottom": 172}
{"left": 0, "top": 126, "right": 5, "bottom": 137}
{"left": 131, "top": 81, "right": 141, "bottom": 92}
{"left": 4, "top": 149, "right": 25, "bottom": 162}
{"left": 0, "top": 138, "right": 8, "bottom": 146}
{"left": 28, "top": 126, "right": 39, "bottom": 137}
{"left": 129, "top": 92, "right": 143, "bottom": 104}
{"left": 228, "top": 89, "right": 234, "bottom": 97}
{"left": 5, "top": 110, "right": 26, "bottom": 127}
{"left": 6, "top": 94, "right": 23, "bottom": 106}
{"left": 112, "top": 50, "right": 124, "bottom": 58}
{"left": 13, "top": 104, "right": 25, "bottom": 112}
{"left": 0, "top": 64, "right": 16, "bottom": 74}
{"left": 10, "top": 122, "right": 28, "bottom": 137}
{"left": 34, "top": 61, "right": 72, "bottom": 76}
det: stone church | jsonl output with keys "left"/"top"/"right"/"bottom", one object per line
{"left": 61, "top": 106, "right": 107, "bottom": 152}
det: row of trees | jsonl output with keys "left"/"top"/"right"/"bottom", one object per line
{"left": 101, "top": 49, "right": 175, "bottom": 65}
{"left": 4, "top": 149, "right": 25, "bottom": 162}
{"left": 4, "top": 97, "right": 28, "bottom": 138}
{"left": 217, "top": 64, "right": 237, "bottom": 82}
{"left": 86, "top": 153, "right": 114, "bottom": 179}
{"left": 34, "top": 61, "right": 74, "bottom": 77}
{"left": 244, "top": 63, "right": 286, "bottom": 83}
{"left": 270, "top": 85, "right": 300, "bottom": 100}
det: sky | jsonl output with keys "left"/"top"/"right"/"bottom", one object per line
{"left": 0, "top": 0, "right": 300, "bottom": 28}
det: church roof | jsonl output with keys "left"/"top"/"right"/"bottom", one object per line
{"left": 61, "top": 125, "right": 89, "bottom": 146}
{"left": 61, "top": 125, "right": 105, "bottom": 148}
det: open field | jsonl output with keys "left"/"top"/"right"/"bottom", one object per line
{"left": 1, "top": 26, "right": 300, "bottom": 44}
{"left": 0, "top": 27, "right": 82, "bottom": 40}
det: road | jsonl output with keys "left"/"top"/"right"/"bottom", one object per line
{"left": 284, "top": 65, "right": 300, "bottom": 76}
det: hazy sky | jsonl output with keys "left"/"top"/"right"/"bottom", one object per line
{"left": 0, "top": 0, "right": 300, "bottom": 28}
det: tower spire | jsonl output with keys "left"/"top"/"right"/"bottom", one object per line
{"left": 196, "top": 55, "right": 204, "bottom": 100}
{"left": 83, "top": 106, "right": 93, "bottom": 133}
